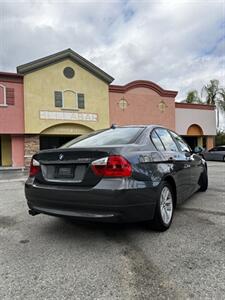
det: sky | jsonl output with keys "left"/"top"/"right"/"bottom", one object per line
{"left": 0, "top": 0, "right": 225, "bottom": 106}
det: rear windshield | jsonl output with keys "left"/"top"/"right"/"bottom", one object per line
{"left": 62, "top": 127, "right": 145, "bottom": 148}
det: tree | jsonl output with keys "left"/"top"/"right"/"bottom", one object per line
{"left": 218, "top": 88, "right": 225, "bottom": 111}
{"left": 201, "top": 79, "right": 220, "bottom": 105}
{"left": 201, "top": 79, "right": 221, "bottom": 127}
{"left": 185, "top": 90, "right": 202, "bottom": 104}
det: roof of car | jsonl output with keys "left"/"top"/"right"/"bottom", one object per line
{"left": 112, "top": 124, "right": 164, "bottom": 129}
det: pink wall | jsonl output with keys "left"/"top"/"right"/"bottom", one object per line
{"left": 11, "top": 135, "right": 24, "bottom": 167}
{"left": 0, "top": 73, "right": 24, "bottom": 134}
{"left": 109, "top": 81, "right": 177, "bottom": 131}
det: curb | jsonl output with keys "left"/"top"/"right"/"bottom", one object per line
{"left": 0, "top": 178, "right": 27, "bottom": 183}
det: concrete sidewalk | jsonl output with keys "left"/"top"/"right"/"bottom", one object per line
{"left": 0, "top": 167, "right": 28, "bottom": 182}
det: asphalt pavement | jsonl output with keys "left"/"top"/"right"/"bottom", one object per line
{"left": 0, "top": 162, "right": 225, "bottom": 300}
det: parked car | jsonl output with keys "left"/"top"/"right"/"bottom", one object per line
{"left": 25, "top": 125, "right": 208, "bottom": 231}
{"left": 200, "top": 145, "right": 225, "bottom": 161}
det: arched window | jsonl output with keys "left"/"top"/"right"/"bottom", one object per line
{"left": 0, "top": 84, "right": 6, "bottom": 106}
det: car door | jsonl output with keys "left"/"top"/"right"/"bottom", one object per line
{"left": 205, "top": 147, "right": 217, "bottom": 161}
{"left": 212, "top": 147, "right": 225, "bottom": 161}
{"left": 154, "top": 128, "right": 192, "bottom": 200}
{"left": 169, "top": 130, "right": 203, "bottom": 194}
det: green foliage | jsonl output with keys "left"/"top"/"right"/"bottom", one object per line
{"left": 215, "top": 130, "right": 225, "bottom": 146}
{"left": 201, "top": 79, "right": 220, "bottom": 105}
{"left": 218, "top": 88, "right": 225, "bottom": 110}
{"left": 185, "top": 90, "right": 202, "bottom": 103}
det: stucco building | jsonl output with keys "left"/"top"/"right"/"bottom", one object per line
{"left": 109, "top": 81, "right": 216, "bottom": 150}
{"left": 0, "top": 49, "right": 216, "bottom": 168}
{"left": 0, "top": 72, "right": 24, "bottom": 167}
{"left": 17, "top": 49, "right": 114, "bottom": 166}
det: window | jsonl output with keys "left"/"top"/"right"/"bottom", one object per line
{"left": 0, "top": 85, "right": 15, "bottom": 106}
{"left": 77, "top": 93, "right": 85, "bottom": 109}
{"left": 155, "top": 128, "right": 178, "bottom": 152}
{"left": 63, "top": 67, "right": 75, "bottom": 79}
{"left": 169, "top": 131, "right": 190, "bottom": 152}
{"left": 217, "top": 147, "right": 225, "bottom": 151}
{"left": 54, "top": 91, "right": 63, "bottom": 107}
{"left": 151, "top": 130, "right": 165, "bottom": 151}
{"left": 0, "top": 84, "right": 6, "bottom": 106}
{"left": 6, "top": 88, "right": 15, "bottom": 105}
{"left": 62, "top": 127, "right": 145, "bottom": 148}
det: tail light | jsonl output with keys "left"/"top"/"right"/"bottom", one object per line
{"left": 29, "top": 158, "right": 40, "bottom": 177}
{"left": 91, "top": 155, "right": 132, "bottom": 177}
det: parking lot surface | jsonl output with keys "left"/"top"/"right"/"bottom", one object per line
{"left": 0, "top": 162, "right": 225, "bottom": 300}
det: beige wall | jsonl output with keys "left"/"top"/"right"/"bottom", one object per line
{"left": 23, "top": 59, "right": 110, "bottom": 134}
{"left": 175, "top": 108, "right": 216, "bottom": 136}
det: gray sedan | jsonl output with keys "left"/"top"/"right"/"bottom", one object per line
{"left": 201, "top": 145, "right": 225, "bottom": 161}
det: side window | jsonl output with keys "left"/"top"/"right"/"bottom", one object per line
{"left": 151, "top": 130, "right": 165, "bottom": 151}
{"left": 54, "top": 91, "right": 63, "bottom": 107}
{"left": 77, "top": 93, "right": 85, "bottom": 109}
{"left": 155, "top": 128, "right": 178, "bottom": 152}
{"left": 209, "top": 147, "right": 216, "bottom": 152}
{"left": 169, "top": 131, "right": 190, "bottom": 152}
{"left": 6, "top": 88, "right": 15, "bottom": 105}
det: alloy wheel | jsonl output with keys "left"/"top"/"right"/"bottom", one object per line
{"left": 160, "top": 186, "right": 173, "bottom": 225}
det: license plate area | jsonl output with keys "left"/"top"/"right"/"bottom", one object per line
{"left": 55, "top": 166, "right": 74, "bottom": 179}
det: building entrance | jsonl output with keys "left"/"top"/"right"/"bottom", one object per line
{"left": 0, "top": 135, "right": 12, "bottom": 166}
{"left": 40, "top": 135, "right": 78, "bottom": 150}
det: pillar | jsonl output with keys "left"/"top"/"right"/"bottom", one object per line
{"left": 197, "top": 136, "right": 203, "bottom": 147}
{"left": 11, "top": 135, "right": 24, "bottom": 167}
{"left": 206, "top": 136, "right": 214, "bottom": 150}
{"left": 24, "top": 135, "right": 40, "bottom": 167}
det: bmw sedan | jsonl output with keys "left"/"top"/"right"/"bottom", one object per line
{"left": 25, "top": 125, "right": 208, "bottom": 231}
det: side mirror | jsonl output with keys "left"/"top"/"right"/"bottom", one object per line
{"left": 185, "top": 151, "right": 191, "bottom": 158}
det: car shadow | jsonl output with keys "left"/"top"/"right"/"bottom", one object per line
{"left": 36, "top": 215, "right": 154, "bottom": 243}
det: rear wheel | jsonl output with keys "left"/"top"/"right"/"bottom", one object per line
{"left": 151, "top": 182, "right": 174, "bottom": 232}
{"left": 199, "top": 167, "right": 208, "bottom": 192}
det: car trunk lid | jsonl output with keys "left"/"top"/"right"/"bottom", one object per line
{"left": 34, "top": 148, "right": 112, "bottom": 187}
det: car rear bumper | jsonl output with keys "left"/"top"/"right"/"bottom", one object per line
{"left": 25, "top": 178, "right": 159, "bottom": 223}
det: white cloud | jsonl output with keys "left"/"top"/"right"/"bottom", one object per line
{"left": 0, "top": 0, "right": 225, "bottom": 106}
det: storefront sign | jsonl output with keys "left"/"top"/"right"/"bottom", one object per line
{"left": 40, "top": 110, "right": 98, "bottom": 122}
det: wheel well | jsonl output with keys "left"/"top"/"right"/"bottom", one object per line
{"left": 164, "top": 176, "right": 177, "bottom": 208}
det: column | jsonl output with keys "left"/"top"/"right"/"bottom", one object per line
{"left": 11, "top": 135, "right": 24, "bottom": 167}
{"left": 206, "top": 136, "right": 214, "bottom": 150}
{"left": 24, "top": 135, "right": 40, "bottom": 167}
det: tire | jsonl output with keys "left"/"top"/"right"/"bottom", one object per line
{"left": 151, "top": 182, "right": 174, "bottom": 232}
{"left": 199, "top": 167, "right": 208, "bottom": 192}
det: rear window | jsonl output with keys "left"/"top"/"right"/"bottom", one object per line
{"left": 62, "top": 127, "right": 145, "bottom": 148}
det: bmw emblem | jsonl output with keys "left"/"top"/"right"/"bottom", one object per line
{"left": 59, "top": 154, "right": 64, "bottom": 161}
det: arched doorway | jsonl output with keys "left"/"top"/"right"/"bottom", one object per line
{"left": 40, "top": 123, "right": 93, "bottom": 150}
{"left": 187, "top": 124, "right": 203, "bottom": 136}
{"left": 183, "top": 124, "right": 204, "bottom": 150}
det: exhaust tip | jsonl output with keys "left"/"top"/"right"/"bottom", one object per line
{"left": 28, "top": 209, "right": 40, "bottom": 216}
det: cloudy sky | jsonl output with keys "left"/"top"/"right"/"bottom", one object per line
{"left": 0, "top": 0, "right": 225, "bottom": 102}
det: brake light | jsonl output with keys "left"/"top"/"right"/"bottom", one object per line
{"left": 29, "top": 158, "right": 40, "bottom": 177}
{"left": 91, "top": 155, "right": 132, "bottom": 177}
